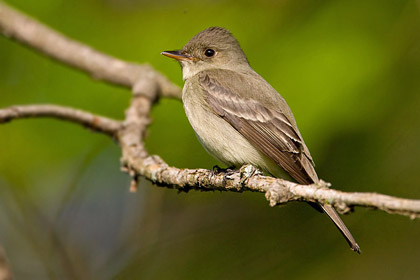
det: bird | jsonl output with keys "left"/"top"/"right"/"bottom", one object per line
{"left": 161, "top": 26, "right": 360, "bottom": 253}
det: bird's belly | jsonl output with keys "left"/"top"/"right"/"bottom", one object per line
{"left": 183, "top": 91, "right": 283, "bottom": 176}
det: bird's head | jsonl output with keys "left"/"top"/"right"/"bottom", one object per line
{"left": 162, "top": 27, "right": 250, "bottom": 80}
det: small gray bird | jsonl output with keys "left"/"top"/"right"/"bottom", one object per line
{"left": 162, "top": 27, "right": 360, "bottom": 253}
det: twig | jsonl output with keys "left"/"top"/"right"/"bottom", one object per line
{"left": 0, "top": 2, "right": 181, "bottom": 99}
{"left": 0, "top": 104, "right": 122, "bottom": 136}
{"left": 0, "top": 246, "right": 13, "bottom": 280}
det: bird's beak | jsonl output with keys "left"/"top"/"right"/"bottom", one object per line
{"left": 161, "top": 50, "right": 193, "bottom": 61}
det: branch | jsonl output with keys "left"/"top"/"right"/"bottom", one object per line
{"left": 0, "top": 104, "right": 122, "bottom": 136}
{"left": 0, "top": 245, "right": 12, "bottom": 280}
{"left": 0, "top": 2, "right": 181, "bottom": 99}
{"left": 1, "top": 3, "right": 420, "bottom": 220}
{"left": 117, "top": 91, "right": 420, "bottom": 219}
{"left": 145, "top": 163, "right": 420, "bottom": 219}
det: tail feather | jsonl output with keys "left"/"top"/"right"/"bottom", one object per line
{"left": 297, "top": 155, "right": 360, "bottom": 253}
{"left": 320, "top": 204, "right": 361, "bottom": 253}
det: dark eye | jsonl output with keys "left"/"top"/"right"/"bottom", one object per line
{"left": 204, "top": 49, "right": 215, "bottom": 57}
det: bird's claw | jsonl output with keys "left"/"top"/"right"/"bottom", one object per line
{"left": 210, "top": 165, "right": 236, "bottom": 186}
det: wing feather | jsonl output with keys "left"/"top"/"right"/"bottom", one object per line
{"left": 200, "top": 70, "right": 317, "bottom": 184}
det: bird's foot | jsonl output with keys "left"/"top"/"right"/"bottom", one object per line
{"left": 212, "top": 165, "right": 235, "bottom": 173}
{"left": 239, "top": 164, "right": 262, "bottom": 184}
{"left": 210, "top": 165, "right": 236, "bottom": 186}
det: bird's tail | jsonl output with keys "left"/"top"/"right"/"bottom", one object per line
{"left": 320, "top": 203, "right": 361, "bottom": 253}
{"left": 298, "top": 154, "right": 360, "bottom": 253}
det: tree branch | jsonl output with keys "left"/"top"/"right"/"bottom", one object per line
{"left": 0, "top": 246, "right": 13, "bottom": 280}
{"left": 117, "top": 88, "right": 420, "bottom": 219}
{"left": 0, "top": 2, "right": 181, "bottom": 99}
{"left": 0, "top": 104, "right": 122, "bottom": 137}
{"left": 1, "top": 2, "right": 420, "bottom": 220}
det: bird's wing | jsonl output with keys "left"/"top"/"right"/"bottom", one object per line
{"left": 198, "top": 70, "right": 318, "bottom": 184}
{"left": 199, "top": 70, "right": 360, "bottom": 253}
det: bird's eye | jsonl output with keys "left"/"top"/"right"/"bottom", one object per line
{"left": 204, "top": 49, "right": 215, "bottom": 57}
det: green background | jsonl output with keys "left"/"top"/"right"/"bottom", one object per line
{"left": 1, "top": 0, "right": 420, "bottom": 279}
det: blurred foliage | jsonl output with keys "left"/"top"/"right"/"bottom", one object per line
{"left": 1, "top": 0, "right": 420, "bottom": 279}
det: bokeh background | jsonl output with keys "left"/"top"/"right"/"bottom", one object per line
{"left": 1, "top": 0, "right": 420, "bottom": 279}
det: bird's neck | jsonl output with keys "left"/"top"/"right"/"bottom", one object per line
{"left": 181, "top": 62, "right": 254, "bottom": 81}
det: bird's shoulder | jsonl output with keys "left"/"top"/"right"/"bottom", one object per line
{"left": 195, "top": 68, "right": 277, "bottom": 103}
